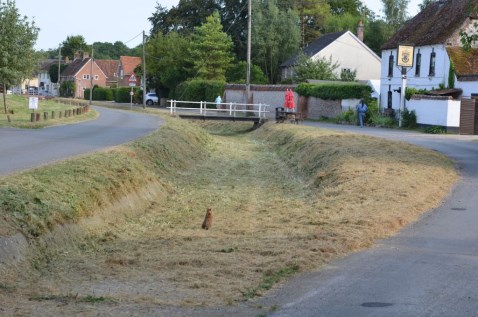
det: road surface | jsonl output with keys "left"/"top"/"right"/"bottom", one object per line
{"left": 0, "top": 106, "right": 161, "bottom": 176}
{"left": 260, "top": 122, "right": 478, "bottom": 317}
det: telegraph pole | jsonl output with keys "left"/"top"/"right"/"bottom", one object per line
{"left": 142, "top": 30, "right": 146, "bottom": 109}
{"left": 57, "top": 45, "right": 61, "bottom": 101}
{"left": 89, "top": 46, "right": 94, "bottom": 106}
{"left": 246, "top": 0, "right": 251, "bottom": 104}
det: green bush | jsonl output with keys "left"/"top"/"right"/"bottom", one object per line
{"left": 424, "top": 126, "right": 446, "bottom": 134}
{"left": 296, "top": 83, "right": 372, "bottom": 100}
{"left": 370, "top": 113, "right": 397, "bottom": 128}
{"left": 114, "top": 87, "right": 141, "bottom": 103}
{"left": 402, "top": 108, "right": 417, "bottom": 129}
{"left": 174, "top": 80, "right": 225, "bottom": 105}
{"left": 84, "top": 87, "right": 114, "bottom": 101}
{"left": 405, "top": 87, "right": 428, "bottom": 100}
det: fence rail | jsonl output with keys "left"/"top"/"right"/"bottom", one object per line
{"left": 168, "top": 100, "right": 271, "bottom": 119}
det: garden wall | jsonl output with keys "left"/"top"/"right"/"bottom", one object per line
{"left": 408, "top": 95, "right": 460, "bottom": 130}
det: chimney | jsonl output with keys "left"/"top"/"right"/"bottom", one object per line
{"left": 74, "top": 51, "right": 81, "bottom": 60}
{"left": 65, "top": 56, "right": 70, "bottom": 64}
{"left": 83, "top": 52, "right": 89, "bottom": 59}
{"left": 357, "top": 19, "right": 364, "bottom": 42}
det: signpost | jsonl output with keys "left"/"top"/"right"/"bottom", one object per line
{"left": 397, "top": 44, "right": 414, "bottom": 128}
{"left": 129, "top": 74, "right": 136, "bottom": 110}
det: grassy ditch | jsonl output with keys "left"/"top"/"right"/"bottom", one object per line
{"left": 0, "top": 95, "right": 96, "bottom": 128}
{"left": 0, "top": 117, "right": 458, "bottom": 315}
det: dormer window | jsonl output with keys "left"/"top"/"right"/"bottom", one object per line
{"left": 429, "top": 48, "right": 436, "bottom": 77}
{"left": 415, "top": 49, "right": 421, "bottom": 77}
{"left": 388, "top": 52, "right": 394, "bottom": 77}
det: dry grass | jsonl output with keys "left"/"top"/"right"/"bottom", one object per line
{"left": 0, "top": 118, "right": 458, "bottom": 315}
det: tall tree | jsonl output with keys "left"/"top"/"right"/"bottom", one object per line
{"left": 146, "top": 31, "right": 193, "bottom": 96}
{"left": 252, "top": 0, "right": 300, "bottom": 83}
{"left": 149, "top": 0, "right": 220, "bottom": 36}
{"left": 61, "top": 35, "right": 89, "bottom": 59}
{"left": 418, "top": 0, "right": 435, "bottom": 10}
{"left": 0, "top": 1, "right": 39, "bottom": 115}
{"left": 188, "top": 11, "right": 233, "bottom": 81}
{"left": 381, "top": 0, "right": 409, "bottom": 30}
{"left": 295, "top": 0, "right": 331, "bottom": 47}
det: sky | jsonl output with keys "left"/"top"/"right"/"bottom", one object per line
{"left": 14, "top": 0, "right": 422, "bottom": 51}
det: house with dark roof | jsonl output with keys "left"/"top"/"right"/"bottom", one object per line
{"left": 281, "top": 27, "right": 381, "bottom": 82}
{"left": 60, "top": 52, "right": 108, "bottom": 98}
{"left": 380, "top": 0, "right": 478, "bottom": 126}
{"left": 95, "top": 59, "right": 120, "bottom": 88}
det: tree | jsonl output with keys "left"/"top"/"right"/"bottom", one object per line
{"left": 295, "top": 0, "right": 331, "bottom": 47}
{"left": 146, "top": 31, "right": 193, "bottom": 96}
{"left": 92, "top": 41, "right": 136, "bottom": 60}
{"left": 188, "top": 11, "right": 233, "bottom": 81}
{"left": 61, "top": 35, "right": 89, "bottom": 60}
{"left": 381, "top": 0, "right": 409, "bottom": 30}
{"left": 293, "top": 52, "right": 340, "bottom": 82}
{"left": 226, "top": 61, "right": 269, "bottom": 84}
{"left": 48, "top": 64, "right": 68, "bottom": 84}
{"left": 149, "top": 0, "right": 220, "bottom": 36}
{"left": 252, "top": 0, "right": 300, "bottom": 83}
{"left": 0, "top": 1, "right": 39, "bottom": 115}
{"left": 418, "top": 0, "right": 435, "bottom": 11}
{"left": 363, "top": 19, "right": 394, "bottom": 54}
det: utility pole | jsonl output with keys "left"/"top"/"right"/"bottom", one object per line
{"left": 246, "top": 0, "right": 251, "bottom": 105}
{"left": 89, "top": 46, "right": 94, "bottom": 106}
{"left": 57, "top": 45, "right": 61, "bottom": 101}
{"left": 142, "top": 30, "right": 146, "bottom": 109}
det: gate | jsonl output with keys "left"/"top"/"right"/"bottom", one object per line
{"left": 460, "top": 98, "right": 478, "bottom": 135}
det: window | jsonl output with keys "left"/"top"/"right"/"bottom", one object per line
{"left": 388, "top": 53, "right": 394, "bottom": 77}
{"left": 415, "top": 49, "right": 421, "bottom": 77}
{"left": 83, "top": 74, "right": 90, "bottom": 80}
{"left": 429, "top": 48, "right": 436, "bottom": 76}
{"left": 94, "top": 75, "right": 99, "bottom": 80}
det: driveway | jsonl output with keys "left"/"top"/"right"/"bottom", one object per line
{"left": 259, "top": 122, "right": 478, "bottom": 316}
{"left": 0, "top": 106, "right": 161, "bottom": 176}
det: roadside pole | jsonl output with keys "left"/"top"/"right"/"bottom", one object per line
{"left": 397, "top": 44, "right": 414, "bottom": 128}
{"left": 129, "top": 74, "right": 137, "bottom": 111}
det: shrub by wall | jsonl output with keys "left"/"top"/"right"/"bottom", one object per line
{"left": 84, "top": 87, "right": 114, "bottom": 101}
{"left": 175, "top": 80, "right": 225, "bottom": 103}
{"left": 114, "top": 87, "right": 142, "bottom": 103}
{"left": 296, "top": 83, "right": 372, "bottom": 100}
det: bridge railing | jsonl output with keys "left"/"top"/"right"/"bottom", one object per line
{"left": 168, "top": 100, "right": 271, "bottom": 119}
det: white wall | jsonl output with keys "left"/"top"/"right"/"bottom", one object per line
{"left": 456, "top": 81, "right": 478, "bottom": 99}
{"left": 317, "top": 32, "right": 381, "bottom": 81}
{"left": 408, "top": 97, "right": 460, "bottom": 127}
{"left": 380, "top": 45, "right": 451, "bottom": 111}
{"left": 341, "top": 98, "right": 360, "bottom": 112}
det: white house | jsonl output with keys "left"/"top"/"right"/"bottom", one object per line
{"left": 380, "top": 0, "right": 478, "bottom": 117}
{"left": 281, "top": 28, "right": 381, "bottom": 82}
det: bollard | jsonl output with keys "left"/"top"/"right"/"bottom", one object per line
{"left": 35, "top": 113, "right": 40, "bottom": 122}
{"left": 59, "top": 111, "right": 62, "bottom": 119}
{"left": 31, "top": 113, "right": 35, "bottom": 122}
{"left": 43, "top": 112, "right": 48, "bottom": 120}
{"left": 51, "top": 111, "right": 55, "bottom": 119}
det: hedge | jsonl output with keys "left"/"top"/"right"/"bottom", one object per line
{"left": 84, "top": 87, "right": 114, "bottom": 101}
{"left": 295, "top": 83, "right": 372, "bottom": 100}
{"left": 114, "top": 87, "right": 142, "bottom": 103}
{"left": 174, "top": 80, "right": 225, "bottom": 104}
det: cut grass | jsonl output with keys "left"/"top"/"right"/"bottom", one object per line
{"left": 0, "top": 115, "right": 458, "bottom": 315}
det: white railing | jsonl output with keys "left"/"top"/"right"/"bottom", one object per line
{"left": 168, "top": 100, "right": 270, "bottom": 119}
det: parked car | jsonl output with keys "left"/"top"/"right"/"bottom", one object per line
{"left": 145, "top": 93, "right": 158, "bottom": 105}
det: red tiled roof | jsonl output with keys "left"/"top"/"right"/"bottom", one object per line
{"left": 382, "top": 0, "right": 478, "bottom": 50}
{"left": 120, "top": 56, "right": 141, "bottom": 75}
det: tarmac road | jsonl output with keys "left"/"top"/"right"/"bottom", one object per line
{"left": 259, "top": 122, "right": 478, "bottom": 317}
{"left": 0, "top": 106, "right": 161, "bottom": 176}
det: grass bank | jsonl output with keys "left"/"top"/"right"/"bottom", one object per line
{"left": 0, "top": 116, "right": 458, "bottom": 315}
{"left": 0, "top": 95, "right": 96, "bottom": 128}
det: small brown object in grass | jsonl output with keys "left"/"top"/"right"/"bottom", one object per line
{"left": 202, "top": 208, "right": 213, "bottom": 230}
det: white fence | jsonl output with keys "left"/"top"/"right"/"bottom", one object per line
{"left": 168, "top": 100, "right": 271, "bottom": 118}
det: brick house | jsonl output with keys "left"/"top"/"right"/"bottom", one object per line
{"left": 60, "top": 52, "right": 107, "bottom": 98}
{"left": 118, "top": 56, "right": 141, "bottom": 87}
{"left": 95, "top": 59, "right": 120, "bottom": 88}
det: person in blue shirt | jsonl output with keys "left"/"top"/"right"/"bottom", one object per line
{"left": 356, "top": 99, "right": 368, "bottom": 128}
